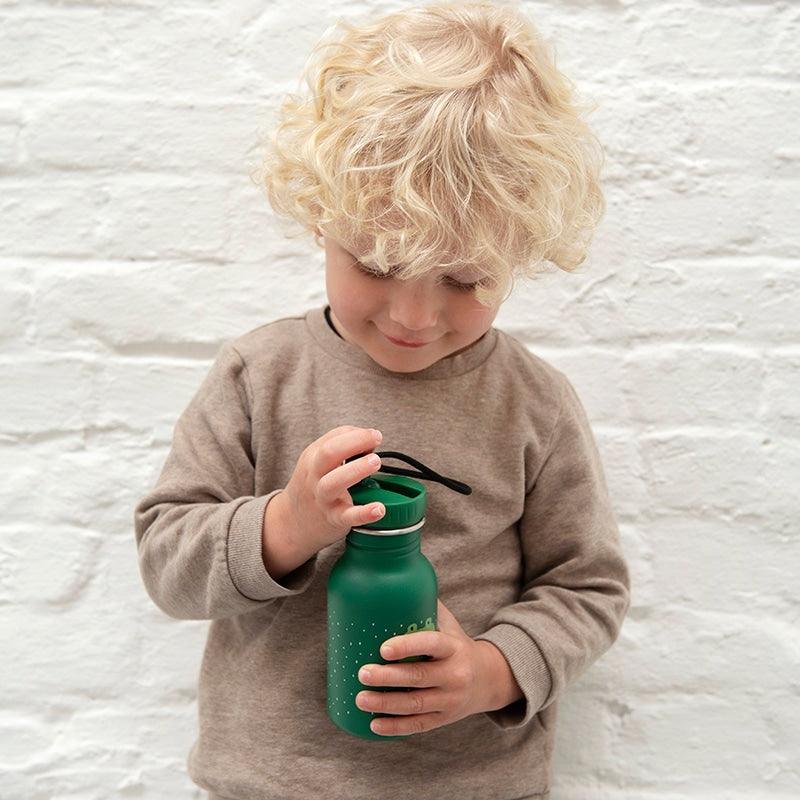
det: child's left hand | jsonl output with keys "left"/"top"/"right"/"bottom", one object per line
{"left": 355, "top": 598, "right": 500, "bottom": 736}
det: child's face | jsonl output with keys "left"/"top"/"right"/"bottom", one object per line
{"left": 322, "top": 234, "right": 502, "bottom": 374}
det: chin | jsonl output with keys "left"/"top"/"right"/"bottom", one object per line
{"left": 389, "top": 361, "right": 429, "bottom": 372}
{"left": 372, "top": 347, "right": 431, "bottom": 372}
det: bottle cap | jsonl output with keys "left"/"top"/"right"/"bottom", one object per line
{"left": 346, "top": 450, "right": 471, "bottom": 533}
{"left": 349, "top": 473, "right": 426, "bottom": 531}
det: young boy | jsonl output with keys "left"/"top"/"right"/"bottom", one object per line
{"left": 134, "top": 3, "right": 630, "bottom": 798}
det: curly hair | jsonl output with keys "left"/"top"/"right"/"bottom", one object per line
{"left": 250, "top": 0, "right": 606, "bottom": 307}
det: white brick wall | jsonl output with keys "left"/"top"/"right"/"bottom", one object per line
{"left": 1, "top": 1, "right": 798, "bottom": 798}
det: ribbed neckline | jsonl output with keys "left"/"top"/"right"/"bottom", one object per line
{"left": 304, "top": 304, "right": 498, "bottom": 380}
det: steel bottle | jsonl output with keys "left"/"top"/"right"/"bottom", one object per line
{"left": 326, "top": 451, "right": 471, "bottom": 741}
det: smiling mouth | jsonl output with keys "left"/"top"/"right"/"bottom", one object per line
{"left": 383, "top": 333, "right": 432, "bottom": 348}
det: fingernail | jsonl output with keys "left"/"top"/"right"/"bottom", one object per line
{"left": 371, "top": 429, "right": 382, "bottom": 443}
{"left": 359, "top": 667, "right": 371, "bottom": 682}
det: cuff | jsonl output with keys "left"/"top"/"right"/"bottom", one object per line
{"left": 227, "top": 490, "right": 319, "bottom": 601}
{"left": 474, "top": 623, "right": 552, "bottom": 730}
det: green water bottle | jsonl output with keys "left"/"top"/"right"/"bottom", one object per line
{"left": 326, "top": 451, "right": 471, "bottom": 741}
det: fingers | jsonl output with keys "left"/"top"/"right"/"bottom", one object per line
{"left": 339, "top": 496, "right": 386, "bottom": 528}
{"left": 359, "top": 659, "right": 442, "bottom": 689}
{"left": 356, "top": 688, "right": 448, "bottom": 718}
{"left": 319, "top": 450, "right": 383, "bottom": 502}
{"left": 379, "top": 632, "right": 452, "bottom": 664}
{"left": 314, "top": 427, "right": 383, "bottom": 495}
{"left": 298, "top": 426, "right": 386, "bottom": 535}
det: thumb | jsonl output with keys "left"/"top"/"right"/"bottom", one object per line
{"left": 436, "top": 597, "right": 466, "bottom": 637}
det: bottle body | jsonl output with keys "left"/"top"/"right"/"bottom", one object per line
{"left": 326, "top": 524, "right": 438, "bottom": 741}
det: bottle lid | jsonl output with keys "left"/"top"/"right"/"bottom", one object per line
{"left": 346, "top": 450, "right": 472, "bottom": 534}
{"left": 348, "top": 474, "right": 426, "bottom": 531}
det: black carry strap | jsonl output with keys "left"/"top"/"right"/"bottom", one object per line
{"left": 345, "top": 449, "right": 472, "bottom": 495}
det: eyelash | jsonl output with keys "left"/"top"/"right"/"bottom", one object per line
{"left": 356, "top": 264, "right": 480, "bottom": 291}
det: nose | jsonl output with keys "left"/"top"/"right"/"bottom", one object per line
{"left": 387, "top": 277, "right": 442, "bottom": 333}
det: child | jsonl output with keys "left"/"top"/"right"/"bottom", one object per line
{"left": 133, "top": 2, "right": 630, "bottom": 798}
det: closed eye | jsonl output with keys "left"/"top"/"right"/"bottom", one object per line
{"left": 444, "top": 277, "right": 481, "bottom": 291}
{"left": 354, "top": 262, "right": 481, "bottom": 291}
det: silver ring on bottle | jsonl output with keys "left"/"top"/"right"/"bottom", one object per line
{"left": 351, "top": 516, "right": 426, "bottom": 536}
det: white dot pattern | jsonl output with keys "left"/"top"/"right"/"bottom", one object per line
{"left": 326, "top": 606, "right": 436, "bottom": 734}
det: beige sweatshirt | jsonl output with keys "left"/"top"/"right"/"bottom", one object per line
{"left": 133, "top": 304, "right": 630, "bottom": 800}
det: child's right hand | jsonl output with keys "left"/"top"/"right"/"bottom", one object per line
{"left": 282, "top": 426, "right": 385, "bottom": 552}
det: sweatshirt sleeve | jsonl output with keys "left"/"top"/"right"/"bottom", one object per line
{"left": 133, "top": 340, "right": 320, "bottom": 620}
{"left": 474, "top": 373, "right": 631, "bottom": 730}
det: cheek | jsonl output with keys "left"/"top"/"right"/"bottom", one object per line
{"left": 349, "top": 276, "right": 387, "bottom": 306}
{"left": 328, "top": 266, "right": 366, "bottom": 300}
{"left": 334, "top": 278, "right": 381, "bottom": 321}
{"left": 457, "top": 299, "right": 497, "bottom": 330}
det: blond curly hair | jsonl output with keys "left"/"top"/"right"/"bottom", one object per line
{"left": 251, "top": 0, "right": 606, "bottom": 307}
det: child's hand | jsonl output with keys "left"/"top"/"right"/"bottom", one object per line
{"left": 282, "top": 425, "right": 385, "bottom": 553}
{"left": 355, "top": 598, "right": 501, "bottom": 736}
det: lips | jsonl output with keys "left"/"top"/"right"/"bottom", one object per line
{"left": 384, "top": 333, "right": 431, "bottom": 348}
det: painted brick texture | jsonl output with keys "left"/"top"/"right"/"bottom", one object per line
{"left": 1, "top": 1, "right": 798, "bottom": 798}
